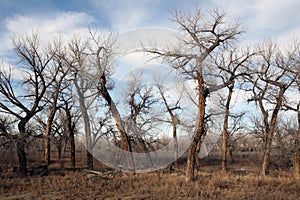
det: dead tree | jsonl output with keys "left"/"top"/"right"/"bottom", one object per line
{"left": 144, "top": 8, "right": 242, "bottom": 181}
{"left": 214, "top": 49, "right": 255, "bottom": 172}
{"left": 0, "top": 33, "right": 56, "bottom": 176}
{"left": 247, "top": 41, "right": 299, "bottom": 176}
{"left": 125, "top": 71, "right": 159, "bottom": 168}
{"left": 44, "top": 43, "right": 69, "bottom": 166}
{"left": 87, "top": 32, "right": 135, "bottom": 172}
{"left": 281, "top": 45, "right": 300, "bottom": 177}
{"left": 156, "top": 83, "right": 182, "bottom": 169}
{"left": 66, "top": 37, "right": 99, "bottom": 170}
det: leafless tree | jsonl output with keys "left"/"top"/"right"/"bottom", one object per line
{"left": 247, "top": 41, "right": 299, "bottom": 176}
{"left": 156, "top": 83, "right": 182, "bottom": 169}
{"left": 44, "top": 38, "right": 70, "bottom": 166}
{"left": 86, "top": 31, "right": 136, "bottom": 172}
{"left": 280, "top": 42, "right": 300, "bottom": 176}
{"left": 90, "top": 108, "right": 114, "bottom": 149}
{"left": 124, "top": 71, "right": 160, "bottom": 167}
{"left": 214, "top": 49, "right": 255, "bottom": 172}
{"left": 0, "top": 33, "right": 57, "bottom": 176}
{"left": 65, "top": 37, "right": 100, "bottom": 170}
{"left": 144, "top": 8, "right": 243, "bottom": 181}
{"left": 61, "top": 95, "right": 79, "bottom": 169}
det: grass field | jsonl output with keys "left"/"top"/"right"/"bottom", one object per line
{"left": 0, "top": 151, "right": 300, "bottom": 199}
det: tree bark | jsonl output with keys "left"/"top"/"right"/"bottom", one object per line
{"left": 186, "top": 58, "right": 206, "bottom": 181}
{"left": 44, "top": 85, "right": 61, "bottom": 166}
{"left": 173, "top": 124, "right": 179, "bottom": 169}
{"left": 195, "top": 139, "right": 201, "bottom": 170}
{"left": 56, "top": 142, "right": 62, "bottom": 160}
{"left": 16, "top": 139, "right": 27, "bottom": 177}
{"left": 222, "top": 85, "right": 234, "bottom": 172}
{"left": 17, "top": 121, "right": 28, "bottom": 177}
{"left": 261, "top": 87, "right": 285, "bottom": 176}
{"left": 99, "top": 75, "right": 135, "bottom": 172}
{"left": 45, "top": 108, "right": 57, "bottom": 166}
{"left": 64, "top": 101, "right": 76, "bottom": 169}
{"left": 294, "top": 102, "right": 300, "bottom": 177}
{"left": 69, "top": 131, "right": 76, "bottom": 169}
{"left": 74, "top": 79, "right": 93, "bottom": 170}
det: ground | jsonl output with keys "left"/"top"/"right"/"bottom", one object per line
{"left": 0, "top": 151, "right": 300, "bottom": 199}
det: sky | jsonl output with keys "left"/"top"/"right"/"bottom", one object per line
{"left": 1, "top": 0, "right": 300, "bottom": 53}
{"left": 0, "top": 0, "right": 299, "bottom": 118}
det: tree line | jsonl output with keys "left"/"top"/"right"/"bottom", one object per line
{"left": 0, "top": 8, "right": 299, "bottom": 181}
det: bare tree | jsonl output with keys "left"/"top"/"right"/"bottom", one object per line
{"left": 90, "top": 109, "right": 114, "bottom": 149}
{"left": 0, "top": 33, "right": 56, "bottom": 176}
{"left": 125, "top": 71, "right": 160, "bottom": 167}
{"left": 66, "top": 37, "right": 99, "bottom": 170}
{"left": 156, "top": 83, "right": 181, "bottom": 169}
{"left": 214, "top": 49, "right": 255, "bottom": 172}
{"left": 144, "top": 8, "right": 242, "bottom": 181}
{"left": 62, "top": 99, "right": 78, "bottom": 169}
{"left": 85, "top": 31, "right": 136, "bottom": 171}
{"left": 247, "top": 41, "right": 299, "bottom": 176}
{"left": 281, "top": 43, "right": 300, "bottom": 176}
{"left": 44, "top": 39, "right": 70, "bottom": 166}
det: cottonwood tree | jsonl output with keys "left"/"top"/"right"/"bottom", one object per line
{"left": 156, "top": 83, "right": 182, "bottom": 169}
{"left": 65, "top": 37, "right": 100, "bottom": 169}
{"left": 44, "top": 39, "right": 70, "bottom": 166}
{"left": 61, "top": 98, "right": 78, "bottom": 169}
{"left": 247, "top": 41, "right": 299, "bottom": 176}
{"left": 86, "top": 31, "right": 136, "bottom": 171}
{"left": 281, "top": 44, "right": 300, "bottom": 176}
{"left": 90, "top": 108, "right": 114, "bottom": 149}
{"left": 0, "top": 33, "right": 57, "bottom": 176}
{"left": 144, "top": 8, "right": 243, "bottom": 181}
{"left": 125, "top": 71, "right": 160, "bottom": 167}
{"left": 214, "top": 49, "right": 255, "bottom": 172}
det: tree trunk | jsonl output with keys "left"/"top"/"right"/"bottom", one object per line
{"left": 173, "top": 124, "right": 179, "bottom": 169}
{"left": 74, "top": 80, "right": 93, "bottom": 169}
{"left": 186, "top": 58, "right": 206, "bottom": 181}
{"left": 56, "top": 142, "right": 62, "bottom": 160}
{"left": 195, "top": 139, "right": 201, "bottom": 170}
{"left": 45, "top": 80, "right": 62, "bottom": 166}
{"left": 17, "top": 140, "right": 27, "bottom": 177}
{"left": 294, "top": 103, "right": 300, "bottom": 177}
{"left": 69, "top": 133, "right": 76, "bottom": 169}
{"left": 63, "top": 138, "right": 68, "bottom": 154}
{"left": 17, "top": 121, "right": 29, "bottom": 177}
{"left": 261, "top": 88, "right": 284, "bottom": 176}
{"left": 45, "top": 108, "right": 56, "bottom": 166}
{"left": 99, "top": 75, "right": 135, "bottom": 172}
{"left": 186, "top": 139, "right": 198, "bottom": 181}
{"left": 65, "top": 105, "right": 76, "bottom": 169}
{"left": 222, "top": 85, "right": 233, "bottom": 172}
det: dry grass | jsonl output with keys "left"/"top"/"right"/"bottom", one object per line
{"left": 0, "top": 169, "right": 300, "bottom": 200}
{"left": 1, "top": 150, "right": 299, "bottom": 199}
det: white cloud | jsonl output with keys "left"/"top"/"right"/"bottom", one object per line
{"left": 91, "top": 0, "right": 170, "bottom": 31}
{"left": 0, "top": 12, "right": 94, "bottom": 55}
{"left": 0, "top": 61, "right": 26, "bottom": 80}
{"left": 210, "top": 0, "right": 300, "bottom": 45}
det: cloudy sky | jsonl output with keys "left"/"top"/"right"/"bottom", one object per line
{"left": 1, "top": 1, "right": 299, "bottom": 107}
{"left": 1, "top": 0, "right": 300, "bottom": 54}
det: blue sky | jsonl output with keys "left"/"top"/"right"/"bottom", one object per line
{"left": 1, "top": 0, "right": 300, "bottom": 48}
{"left": 0, "top": 0, "right": 299, "bottom": 136}
{"left": 1, "top": 0, "right": 299, "bottom": 103}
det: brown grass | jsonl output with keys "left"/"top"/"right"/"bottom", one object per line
{"left": 1, "top": 168, "right": 300, "bottom": 200}
{"left": 1, "top": 150, "right": 300, "bottom": 199}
